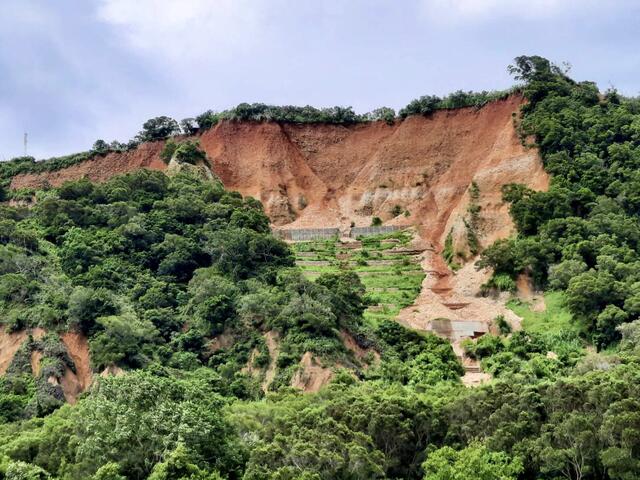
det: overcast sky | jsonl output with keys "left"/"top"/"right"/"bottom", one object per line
{"left": 1, "top": 0, "right": 639, "bottom": 160}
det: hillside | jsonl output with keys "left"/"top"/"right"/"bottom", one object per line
{"left": 9, "top": 96, "right": 548, "bottom": 359}
{"left": 10, "top": 95, "right": 547, "bottom": 245}
{"left": 2, "top": 57, "right": 640, "bottom": 480}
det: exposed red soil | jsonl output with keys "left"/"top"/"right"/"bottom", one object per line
{"left": 207, "top": 330, "right": 235, "bottom": 353}
{"left": 291, "top": 352, "right": 334, "bottom": 393}
{"left": 262, "top": 331, "right": 280, "bottom": 392}
{"left": 339, "top": 330, "right": 381, "bottom": 366}
{"left": 30, "top": 350, "right": 43, "bottom": 377}
{"left": 11, "top": 96, "right": 547, "bottom": 248}
{"left": 11, "top": 141, "right": 166, "bottom": 190}
{"left": 1, "top": 329, "right": 93, "bottom": 403}
{"left": 60, "top": 332, "right": 92, "bottom": 404}
{"left": 0, "top": 329, "right": 28, "bottom": 375}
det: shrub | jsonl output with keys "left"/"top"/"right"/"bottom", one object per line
{"left": 162, "top": 140, "right": 208, "bottom": 166}
{"left": 480, "top": 273, "right": 517, "bottom": 296}
{"left": 136, "top": 116, "right": 180, "bottom": 142}
{"left": 365, "top": 107, "right": 396, "bottom": 125}
{"left": 160, "top": 139, "right": 178, "bottom": 164}
{"left": 495, "top": 314, "right": 512, "bottom": 335}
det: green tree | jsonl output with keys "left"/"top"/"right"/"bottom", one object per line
{"left": 422, "top": 443, "right": 523, "bottom": 480}
{"left": 89, "top": 313, "right": 158, "bottom": 370}
{"left": 137, "top": 116, "right": 180, "bottom": 142}
{"left": 92, "top": 462, "right": 126, "bottom": 480}
{"left": 66, "top": 287, "right": 118, "bottom": 335}
{"left": 71, "top": 372, "right": 239, "bottom": 479}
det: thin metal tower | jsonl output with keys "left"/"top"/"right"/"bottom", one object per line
{"left": 24, "top": 132, "right": 28, "bottom": 156}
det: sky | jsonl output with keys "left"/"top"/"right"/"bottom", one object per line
{"left": 1, "top": 0, "right": 639, "bottom": 160}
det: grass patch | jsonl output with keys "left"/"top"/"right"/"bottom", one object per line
{"left": 507, "top": 291, "right": 578, "bottom": 335}
{"left": 292, "top": 229, "right": 424, "bottom": 327}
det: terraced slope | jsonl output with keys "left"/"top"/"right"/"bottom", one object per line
{"left": 291, "top": 230, "right": 426, "bottom": 326}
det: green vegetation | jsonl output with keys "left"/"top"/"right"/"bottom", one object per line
{"left": 160, "top": 139, "right": 208, "bottom": 165}
{"left": 442, "top": 230, "right": 461, "bottom": 271}
{"left": 290, "top": 230, "right": 424, "bottom": 327}
{"left": 464, "top": 181, "right": 481, "bottom": 255}
{"left": 479, "top": 55, "right": 640, "bottom": 348}
{"left": 136, "top": 116, "right": 181, "bottom": 142}
{"left": 398, "top": 89, "right": 515, "bottom": 118}
{"left": 441, "top": 183, "right": 482, "bottom": 270}
{"left": 507, "top": 291, "right": 577, "bottom": 335}
{"left": 0, "top": 169, "right": 385, "bottom": 410}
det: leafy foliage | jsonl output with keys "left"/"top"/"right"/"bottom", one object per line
{"left": 399, "top": 89, "right": 514, "bottom": 118}
{"left": 480, "top": 56, "right": 640, "bottom": 346}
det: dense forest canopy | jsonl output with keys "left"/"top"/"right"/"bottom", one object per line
{"left": 1, "top": 57, "right": 640, "bottom": 479}
{"left": 479, "top": 55, "right": 640, "bottom": 348}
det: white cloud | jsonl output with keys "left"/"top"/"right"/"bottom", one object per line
{"left": 420, "top": 0, "right": 598, "bottom": 22}
{"left": 97, "top": 0, "right": 268, "bottom": 61}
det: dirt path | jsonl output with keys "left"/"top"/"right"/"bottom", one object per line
{"left": 261, "top": 331, "right": 280, "bottom": 392}
{"left": 396, "top": 242, "right": 523, "bottom": 386}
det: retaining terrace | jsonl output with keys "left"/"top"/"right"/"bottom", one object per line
{"left": 274, "top": 225, "right": 403, "bottom": 241}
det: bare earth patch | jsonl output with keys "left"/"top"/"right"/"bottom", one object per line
{"left": 262, "top": 331, "right": 280, "bottom": 392}
{"left": 60, "top": 332, "right": 92, "bottom": 404}
{"left": 291, "top": 352, "right": 334, "bottom": 393}
{"left": 0, "top": 329, "right": 28, "bottom": 375}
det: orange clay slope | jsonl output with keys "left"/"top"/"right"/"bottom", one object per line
{"left": 11, "top": 95, "right": 547, "bottom": 249}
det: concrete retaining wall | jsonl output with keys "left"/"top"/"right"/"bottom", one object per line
{"left": 349, "top": 225, "right": 402, "bottom": 238}
{"left": 275, "top": 225, "right": 403, "bottom": 241}
{"left": 274, "top": 228, "right": 340, "bottom": 241}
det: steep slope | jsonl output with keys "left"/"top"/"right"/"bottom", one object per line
{"left": 9, "top": 96, "right": 548, "bottom": 385}
{"left": 11, "top": 141, "right": 166, "bottom": 190}
{"left": 11, "top": 95, "right": 546, "bottom": 248}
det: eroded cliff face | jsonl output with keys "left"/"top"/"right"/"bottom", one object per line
{"left": 11, "top": 141, "right": 166, "bottom": 190}
{"left": 11, "top": 95, "right": 547, "bottom": 250}
{"left": 7, "top": 95, "right": 550, "bottom": 391}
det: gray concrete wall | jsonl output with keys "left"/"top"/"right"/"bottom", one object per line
{"left": 274, "top": 225, "right": 403, "bottom": 241}
{"left": 274, "top": 228, "right": 340, "bottom": 241}
{"left": 349, "top": 225, "right": 402, "bottom": 238}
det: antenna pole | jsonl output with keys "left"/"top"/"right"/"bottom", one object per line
{"left": 24, "top": 132, "right": 28, "bottom": 156}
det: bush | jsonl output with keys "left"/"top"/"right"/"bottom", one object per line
{"left": 480, "top": 273, "right": 517, "bottom": 296}
{"left": 365, "top": 107, "right": 396, "bottom": 124}
{"left": 67, "top": 287, "right": 118, "bottom": 335}
{"left": 495, "top": 314, "right": 512, "bottom": 335}
{"left": 548, "top": 259, "right": 587, "bottom": 290}
{"left": 160, "top": 139, "right": 178, "bottom": 164}
{"left": 136, "top": 116, "right": 180, "bottom": 142}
